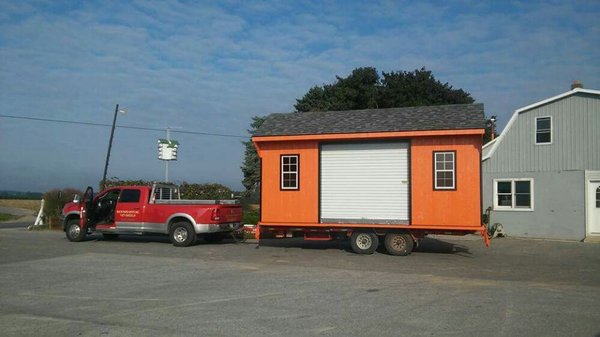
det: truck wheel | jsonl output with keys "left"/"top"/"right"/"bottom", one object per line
{"left": 204, "top": 232, "right": 225, "bottom": 244}
{"left": 384, "top": 232, "right": 414, "bottom": 256}
{"left": 350, "top": 231, "right": 379, "bottom": 254}
{"left": 169, "top": 221, "right": 196, "bottom": 247}
{"left": 65, "top": 219, "right": 86, "bottom": 242}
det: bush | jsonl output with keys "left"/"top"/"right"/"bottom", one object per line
{"left": 101, "top": 178, "right": 152, "bottom": 190}
{"left": 43, "top": 188, "right": 83, "bottom": 217}
{"left": 99, "top": 179, "right": 235, "bottom": 200}
{"left": 180, "top": 182, "right": 233, "bottom": 200}
{"left": 242, "top": 209, "right": 259, "bottom": 225}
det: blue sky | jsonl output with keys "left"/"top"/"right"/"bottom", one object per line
{"left": 1, "top": 0, "right": 599, "bottom": 192}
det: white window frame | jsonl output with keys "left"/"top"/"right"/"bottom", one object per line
{"left": 280, "top": 155, "right": 299, "bottom": 190}
{"left": 535, "top": 116, "right": 552, "bottom": 145}
{"left": 493, "top": 178, "right": 534, "bottom": 211}
{"left": 434, "top": 151, "right": 455, "bottom": 190}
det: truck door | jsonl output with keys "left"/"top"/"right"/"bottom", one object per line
{"left": 114, "top": 188, "right": 145, "bottom": 231}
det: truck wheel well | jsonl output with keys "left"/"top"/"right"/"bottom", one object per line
{"left": 63, "top": 214, "right": 80, "bottom": 231}
{"left": 168, "top": 217, "right": 192, "bottom": 231}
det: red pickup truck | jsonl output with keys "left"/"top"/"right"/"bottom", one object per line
{"left": 61, "top": 183, "right": 243, "bottom": 247}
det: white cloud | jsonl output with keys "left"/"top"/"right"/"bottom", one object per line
{"left": 0, "top": 0, "right": 598, "bottom": 191}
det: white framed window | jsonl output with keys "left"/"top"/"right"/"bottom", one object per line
{"left": 280, "top": 155, "right": 299, "bottom": 190}
{"left": 493, "top": 178, "right": 534, "bottom": 211}
{"left": 434, "top": 151, "right": 455, "bottom": 190}
{"left": 535, "top": 116, "right": 552, "bottom": 145}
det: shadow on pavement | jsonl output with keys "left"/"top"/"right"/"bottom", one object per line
{"left": 414, "top": 237, "right": 472, "bottom": 257}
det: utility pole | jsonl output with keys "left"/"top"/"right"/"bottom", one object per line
{"left": 102, "top": 104, "right": 120, "bottom": 190}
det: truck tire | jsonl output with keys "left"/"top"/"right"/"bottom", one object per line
{"left": 204, "top": 232, "right": 225, "bottom": 244}
{"left": 65, "top": 219, "right": 86, "bottom": 242}
{"left": 384, "top": 232, "right": 414, "bottom": 256}
{"left": 169, "top": 221, "right": 196, "bottom": 247}
{"left": 350, "top": 231, "right": 379, "bottom": 254}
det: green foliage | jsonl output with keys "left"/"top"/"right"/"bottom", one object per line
{"left": 101, "top": 178, "right": 152, "bottom": 190}
{"left": 101, "top": 179, "right": 234, "bottom": 200}
{"left": 242, "top": 209, "right": 259, "bottom": 225}
{"left": 179, "top": 182, "right": 233, "bottom": 200}
{"left": 241, "top": 116, "right": 266, "bottom": 196}
{"left": 294, "top": 67, "right": 474, "bottom": 112}
{"left": 43, "top": 188, "right": 83, "bottom": 217}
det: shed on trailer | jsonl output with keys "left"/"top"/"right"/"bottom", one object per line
{"left": 252, "top": 103, "right": 488, "bottom": 255}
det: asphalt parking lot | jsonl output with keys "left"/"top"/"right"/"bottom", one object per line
{"left": 0, "top": 228, "right": 598, "bottom": 337}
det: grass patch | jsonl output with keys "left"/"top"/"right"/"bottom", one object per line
{"left": 0, "top": 199, "right": 41, "bottom": 211}
{"left": 0, "top": 213, "right": 18, "bottom": 222}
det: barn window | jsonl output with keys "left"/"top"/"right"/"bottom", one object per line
{"left": 596, "top": 187, "right": 600, "bottom": 208}
{"left": 535, "top": 116, "right": 552, "bottom": 144}
{"left": 281, "top": 155, "right": 299, "bottom": 190}
{"left": 434, "top": 151, "right": 455, "bottom": 190}
{"left": 494, "top": 179, "right": 534, "bottom": 210}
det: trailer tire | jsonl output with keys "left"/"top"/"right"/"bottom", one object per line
{"left": 350, "top": 231, "right": 379, "bottom": 254}
{"left": 169, "top": 221, "right": 196, "bottom": 247}
{"left": 65, "top": 219, "right": 86, "bottom": 242}
{"left": 204, "top": 232, "right": 225, "bottom": 244}
{"left": 384, "top": 232, "right": 414, "bottom": 256}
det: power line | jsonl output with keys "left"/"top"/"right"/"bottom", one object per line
{"left": 0, "top": 114, "right": 249, "bottom": 139}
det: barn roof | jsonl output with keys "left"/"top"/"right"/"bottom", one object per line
{"left": 254, "top": 103, "right": 485, "bottom": 137}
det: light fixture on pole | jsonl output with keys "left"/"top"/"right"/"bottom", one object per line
{"left": 101, "top": 104, "right": 127, "bottom": 190}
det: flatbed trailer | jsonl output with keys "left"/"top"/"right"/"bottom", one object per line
{"left": 256, "top": 223, "right": 489, "bottom": 255}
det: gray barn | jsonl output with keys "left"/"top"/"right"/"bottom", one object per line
{"left": 483, "top": 85, "right": 600, "bottom": 241}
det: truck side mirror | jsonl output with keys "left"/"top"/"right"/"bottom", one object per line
{"left": 73, "top": 194, "right": 80, "bottom": 203}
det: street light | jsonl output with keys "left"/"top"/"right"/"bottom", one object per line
{"left": 101, "top": 104, "right": 126, "bottom": 190}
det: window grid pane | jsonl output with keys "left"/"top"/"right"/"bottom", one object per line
{"left": 536, "top": 117, "right": 551, "bottom": 144}
{"left": 434, "top": 152, "right": 455, "bottom": 189}
{"left": 495, "top": 180, "right": 533, "bottom": 209}
{"left": 281, "top": 155, "right": 299, "bottom": 190}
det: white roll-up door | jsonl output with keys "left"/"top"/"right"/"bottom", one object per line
{"left": 320, "top": 142, "right": 409, "bottom": 224}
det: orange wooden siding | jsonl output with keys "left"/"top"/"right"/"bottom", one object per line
{"left": 410, "top": 135, "right": 482, "bottom": 227}
{"left": 255, "top": 132, "right": 482, "bottom": 228}
{"left": 258, "top": 140, "right": 319, "bottom": 224}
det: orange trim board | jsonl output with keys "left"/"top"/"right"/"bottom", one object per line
{"left": 258, "top": 222, "right": 485, "bottom": 231}
{"left": 253, "top": 129, "right": 484, "bottom": 143}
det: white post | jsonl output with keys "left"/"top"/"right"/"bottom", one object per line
{"left": 165, "top": 128, "right": 170, "bottom": 183}
{"left": 32, "top": 199, "right": 45, "bottom": 227}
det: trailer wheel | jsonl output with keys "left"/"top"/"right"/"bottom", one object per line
{"left": 384, "top": 232, "right": 414, "bottom": 256}
{"left": 65, "top": 219, "right": 86, "bottom": 242}
{"left": 350, "top": 231, "right": 379, "bottom": 254}
{"left": 169, "top": 221, "right": 196, "bottom": 247}
{"left": 204, "top": 232, "right": 225, "bottom": 244}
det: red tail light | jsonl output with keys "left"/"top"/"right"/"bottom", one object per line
{"left": 211, "top": 208, "right": 221, "bottom": 221}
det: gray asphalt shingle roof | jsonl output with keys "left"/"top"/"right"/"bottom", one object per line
{"left": 254, "top": 103, "right": 485, "bottom": 137}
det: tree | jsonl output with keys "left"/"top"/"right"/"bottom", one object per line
{"left": 241, "top": 116, "right": 266, "bottom": 196}
{"left": 242, "top": 66, "right": 490, "bottom": 195}
{"left": 294, "top": 67, "right": 474, "bottom": 112}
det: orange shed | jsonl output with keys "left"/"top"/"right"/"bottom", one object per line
{"left": 252, "top": 104, "right": 488, "bottom": 255}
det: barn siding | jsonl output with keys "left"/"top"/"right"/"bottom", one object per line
{"left": 483, "top": 93, "right": 600, "bottom": 173}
